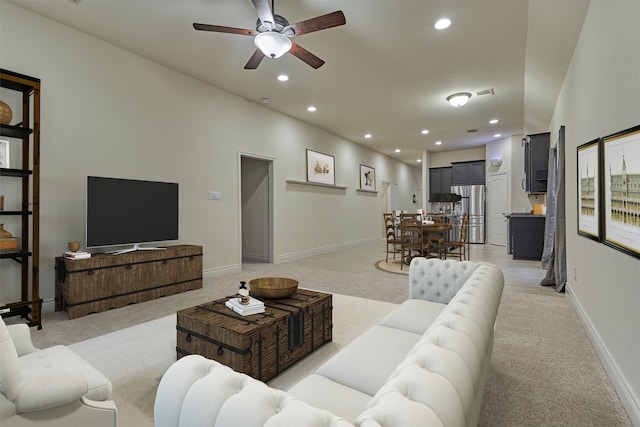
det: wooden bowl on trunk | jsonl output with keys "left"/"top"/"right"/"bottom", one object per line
{"left": 249, "top": 277, "right": 299, "bottom": 299}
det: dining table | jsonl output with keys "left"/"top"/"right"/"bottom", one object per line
{"left": 398, "top": 221, "right": 453, "bottom": 262}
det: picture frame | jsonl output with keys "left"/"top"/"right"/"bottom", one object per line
{"left": 576, "top": 138, "right": 601, "bottom": 241}
{"left": 359, "top": 164, "right": 376, "bottom": 191}
{"left": 0, "top": 140, "right": 9, "bottom": 168}
{"left": 602, "top": 124, "right": 640, "bottom": 259}
{"left": 306, "top": 149, "right": 335, "bottom": 186}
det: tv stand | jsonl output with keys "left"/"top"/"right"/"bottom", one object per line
{"left": 54, "top": 245, "right": 202, "bottom": 319}
{"left": 110, "top": 243, "right": 168, "bottom": 255}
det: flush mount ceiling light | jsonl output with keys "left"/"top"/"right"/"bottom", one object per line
{"left": 254, "top": 31, "right": 292, "bottom": 58}
{"left": 435, "top": 18, "right": 451, "bottom": 30}
{"left": 446, "top": 92, "right": 472, "bottom": 107}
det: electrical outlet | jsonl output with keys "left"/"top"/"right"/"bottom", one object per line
{"left": 573, "top": 268, "right": 577, "bottom": 281}
{"left": 208, "top": 191, "right": 222, "bottom": 200}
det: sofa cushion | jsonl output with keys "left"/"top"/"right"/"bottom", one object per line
{"left": 315, "top": 325, "right": 421, "bottom": 396}
{"left": 377, "top": 299, "right": 445, "bottom": 335}
{"left": 287, "top": 374, "right": 372, "bottom": 422}
{"left": 19, "top": 345, "right": 112, "bottom": 401}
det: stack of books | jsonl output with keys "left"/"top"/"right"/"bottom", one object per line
{"left": 64, "top": 251, "right": 91, "bottom": 260}
{"left": 225, "top": 296, "right": 265, "bottom": 316}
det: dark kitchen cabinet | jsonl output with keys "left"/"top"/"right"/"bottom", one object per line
{"left": 451, "top": 160, "right": 485, "bottom": 185}
{"left": 523, "top": 132, "right": 550, "bottom": 193}
{"left": 429, "top": 167, "right": 452, "bottom": 200}
{"left": 509, "top": 214, "right": 546, "bottom": 260}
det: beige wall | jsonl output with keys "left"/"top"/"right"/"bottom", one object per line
{"left": 0, "top": 1, "right": 420, "bottom": 306}
{"left": 548, "top": 1, "right": 640, "bottom": 422}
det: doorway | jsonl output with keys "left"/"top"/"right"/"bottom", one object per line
{"left": 240, "top": 155, "right": 274, "bottom": 263}
{"left": 487, "top": 171, "right": 509, "bottom": 246}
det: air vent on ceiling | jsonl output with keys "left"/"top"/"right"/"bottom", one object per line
{"left": 476, "top": 88, "right": 495, "bottom": 97}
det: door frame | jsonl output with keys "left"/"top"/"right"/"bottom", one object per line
{"left": 239, "top": 152, "right": 274, "bottom": 263}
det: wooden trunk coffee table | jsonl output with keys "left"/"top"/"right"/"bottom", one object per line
{"left": 176, "top": 288, "right": 332, "bottom": 382}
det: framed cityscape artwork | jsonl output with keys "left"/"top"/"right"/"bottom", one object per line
{"left": 359, "top": 164, "right": 376, "bottom": 191}
{"left": 306, "top": 149, "right": 335, "bottom": 186}
{"left": 602, "top": 124, "right": 640, "bottom": 258}
{"left": 576, "top": 138, "right": 601, "bottom": 241}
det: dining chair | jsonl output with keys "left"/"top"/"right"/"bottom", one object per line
{"left": 442, "top": 213, "right": 468, "bottom": 260}
{"left": 383, "top": 213, "right": 401, "bottom": 262}
{"left": 398, "top": 213, "right": 430, "bottom": 269}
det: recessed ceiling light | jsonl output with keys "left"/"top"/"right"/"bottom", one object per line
{"left": 435, "top": 141, "right": 443, "bottom": 145}
{"left": 417, "top": 159, "right": 422, "bottom": 163}
{"left": 364, "top": 133, "right": 372, "bottom": 139}
{"left": 277, "top": 74, "right": 289, "bottom": 82}
{"left": 435, "top": 18, "right": 451, "bottom": 30}
{"left": 307, "top": 106, "right": 317, "bottom": 112}
{"left": 489, "top": 119, "right": 499, "bottom": 124}
{"left": 394, "top": 149, "right": 401, "bottom": 153}
{"left": 494, "top": 133, "right": 502, "bottom": 138}
{"left": 421, "top": 129, "right": 430, "bottom": 135}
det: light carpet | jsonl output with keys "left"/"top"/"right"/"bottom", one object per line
{"left": 69, "top": 293, "right": 398, "bottom": 427}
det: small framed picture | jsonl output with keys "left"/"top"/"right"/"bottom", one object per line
{"left": 306, "top": 149, "right": 335, "bottom": 185}
{"left": 360, "top": 164, "right": 376, "bottom": 191}
{"left": 0, "top": 140, "right": 9, "bottom": 168}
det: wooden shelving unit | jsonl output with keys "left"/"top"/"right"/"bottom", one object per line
{"left": 0, "top": 69, "right": 42, "bottom": 329}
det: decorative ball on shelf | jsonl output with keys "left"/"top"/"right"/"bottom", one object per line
{"left": 0, "top": 100, "right": 12, "bottom": 125}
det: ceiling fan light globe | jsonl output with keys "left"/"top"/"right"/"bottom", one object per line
{"left": 254, "top": 31, "right": 292, "bottom": 58}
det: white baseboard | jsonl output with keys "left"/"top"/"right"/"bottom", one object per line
{"left": 567, "top": 284, "right": 640, "bottom": 426}
{"left": 203, "top": 264, "right": 241, "bottom": 278}
{"left": 275, "top": 237, "right": 381, "bottom": 263}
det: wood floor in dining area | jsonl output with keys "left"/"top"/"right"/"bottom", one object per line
{"left": 281, "top": 239, "right": 561, "bottom": 297}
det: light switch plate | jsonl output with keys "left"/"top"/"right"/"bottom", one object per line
{"left": 209, "top": 191, "right": 222, "bottom": 200}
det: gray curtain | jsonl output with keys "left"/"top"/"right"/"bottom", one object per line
{"left": 541, "top": 147, "right": 557, "bottom": 269}
{"left": 541, "top": 126, "right": 567, "bottom": 292}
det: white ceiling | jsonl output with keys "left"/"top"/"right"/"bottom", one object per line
{"left": 9, "top": 0, "right": 589, "bottom": 165}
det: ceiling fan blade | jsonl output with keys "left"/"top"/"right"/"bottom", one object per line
{"left": 252, "top": 0, "right": 275, "bottom": 28}
{"left": 286, "top": 11, "right": 346, "bottom": 36}
{"left": 244, "top": 49, "right": 266, "bottom": 69}
{"left": 193, "top": 23, "right": 257, "bottom": 36}
{"left": 289, "top": 42, "right": 325, "bottom": 69}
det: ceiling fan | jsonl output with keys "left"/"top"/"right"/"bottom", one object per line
{"left": 193, "top": 0, "right": 346, "bottom": 70}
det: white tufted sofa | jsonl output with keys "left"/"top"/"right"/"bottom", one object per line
{"left": 154, "top": 258, "right": 504, "bottom": 427}
{"left": 0, "top": 318, "right": 117, "bottom": 427}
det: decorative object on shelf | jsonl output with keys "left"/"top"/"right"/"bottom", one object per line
{"left": 306, "top": 149, "right": 335, "bottom": 186}
{"left": 249, "top": 277, "right": 298, "bottom": 299}
{"left": 359, "top": 164, "right": 376, "bottom": 191}
{"left": 602, "top": 124, "right": 640, "bottom": 259}
{"left": 238, "top": 281, "right": 250, "bottom": 305}
{"left": 0, "top": 140, "right": 8, "bottom": 168}
{"left": 0, "top": 100, "right": 12, "bottom": 125}
{"left": 0, "top": 224, "right": 18, "bottom": 250}
{"left": 68, "top": 241, "right": 81, "bottom": 252}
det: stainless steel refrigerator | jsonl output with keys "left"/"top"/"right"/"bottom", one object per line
{"left": 450, "top": 185, "right": 486, "bottom": 243}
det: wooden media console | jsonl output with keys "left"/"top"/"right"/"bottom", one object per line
{"left": 55, "top": 245, "right": 202, "bottom": 319}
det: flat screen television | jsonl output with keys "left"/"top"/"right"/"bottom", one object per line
{"left": 86, "top": 176, "right": 178, "bottom": 254}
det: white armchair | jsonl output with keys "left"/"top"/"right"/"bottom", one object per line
{"left": 0, "top": 318, "right": 117, "bottom": 427}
